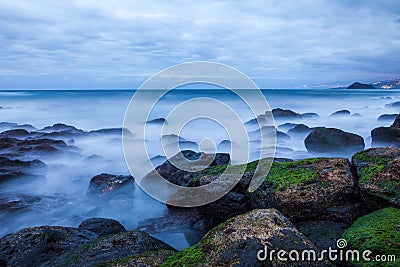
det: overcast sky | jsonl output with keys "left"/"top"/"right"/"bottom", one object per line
{"left": 0, "top": 0, "right": 399, "bottom": 89}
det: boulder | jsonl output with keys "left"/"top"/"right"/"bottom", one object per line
{"left": 341, "top": 208, "right": 400, "bottom": 266}
{"left": 78, "top": 218, "right": 126, "bottom": 237}
{"left": 371, "top": 114, "right": 400, "bottom": 147}
{"left": 146, "top": 118, "right": 167, "bottom": 124}
{"left": 0, "top": 226, "right": 97, "bottom": 266}
{"left": 287, "top": 124, "right": 312, "bottom": 135}
{"left": 329, "top": 110, "right": 350, "bottom": 117}
{"left": 301, "top": 112, "right": 319, "bottom": 119}
{"left": 377, "top": 113, "right": 398, "bottom": 122}
{"left": 272, "top": 108, "right": 302, "bottom": 119}
{"left": 305, "top": 127, "right": 365, "bottom": 155}
{"left": 161, "top": 209, "right": 328, "bottom": 266}
{"left": 0, "top": 194, "right": 41, "bottom": 212}
{"left": 52, "top": 230, "right": 175, "bottom": 267}
{"left": 352, "top": 147, "right": 400, "bottom": 209}
{"left": 102, "top": 250, "right": 175, "bottom": 267}
{"left": 385, "top": 101, "right": 400, "bottom": 108}
{"left": 87, "top": 173, "right": 134, "bottom": 199}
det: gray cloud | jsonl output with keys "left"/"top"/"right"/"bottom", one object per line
{"left": 0, "top": 0, "right": 399, "bottom": 88}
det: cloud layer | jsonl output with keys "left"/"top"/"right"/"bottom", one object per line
{"left": 0, "top": 0, "right": 399, "bottom": 88}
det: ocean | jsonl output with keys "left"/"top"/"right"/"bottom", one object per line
{"left": 0, "top": 88, "right": 399, "bottom": 249}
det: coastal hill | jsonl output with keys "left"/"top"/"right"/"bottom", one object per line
{"left": 346, "top": 82, "right": 375, "bottom": 89}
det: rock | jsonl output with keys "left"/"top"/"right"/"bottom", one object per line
{"left": 329, "top": 110, "right": 350, "bottom": 117}
{"left": 142, "top": 150, "right": 230, "bottom": 187}
{"left": 250, "top": 158, "right": 360, "bottom": 224}
{"left": 0, "top": 194, "right": 41, "bottom": 212}
{"left": 248, "top": 126, "right": 289, "bottom": 141}
{"left": 161, "top": 209, "right": 328, "bottom": 266}
{"left": 89, "top": 128, "right": 132, "bottom": 136}
{"left": 347, "top": 82, "right": 375, "bottom": 89}
{"left": 272, "top": 108, "right": 302, "bottom": 119}
{"left": 146, "top": 118, "right": 167, "bottom": 124}
{"left": 78, "top": 218, "right": 126, "bottom": 237}
{"left": 377, "top": 113, "right": 398, "bottom": 122}
{"left": 341, "top": 208, "right": 400, "bottom": 266}
{"left": 87, "top": 173, "right": 134, "bottom": 199}
{"left": 301, "top": 112, "right": 319, "bottom": 119}
{"left": 352, "top": 147, "right": 400, "bottom": 209}
{"left": 352, "top": 113, "right": 362, "bottom": 117}
{"left": 295, "top": 220, "right": 349, "bottom": 251}
{"left": 161, "top": 134, "right": 186, "bottom": 144}
{"left": 371, "top": 114, "right": 400, "bottom": 147}
{"left": 287, "top": 124, "right": 312, "bottom": 135}
{"left": 277, "top": 123, "right": 298, "bottom": 132}
{"left": 385, "top": 101, "right": 400, "bottom": 108}
{"left": 0, "top": 226, "right": 97, "bottom": 266}
{"left": 0, "top": 157, "right": 45, "bottom": 183}
{"left": 39, "top": 123, "right": 83, "bottom": 133}
{"left": 305, "top": 127, "right": 365, "bottom": 155}
{"left": 0, "top": 129, "right": 32, "bottom": 138}
{"left": 102, "top": 250, "right": 175, "bottom": 267}
{"left": 52, "top": 230, "right": 175, "bottom": 267}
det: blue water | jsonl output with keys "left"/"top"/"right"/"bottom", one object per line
{"left": 0, "top": 88, "right": 399, "bottom": 249}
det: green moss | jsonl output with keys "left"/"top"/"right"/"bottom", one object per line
{"left": 359, "top": 165, "right": 386, "bottom": 184}
{"left": 342, "top": 208, "right": 400, "bottom": 266}
{"left": 160, "top": 244, "right": 205, "bottom": 267}
{"left": 265, "top": 158, "right": 320, "bottom": 191}
{"left": 353, "top": 150, "right": 392, "bottom": 166}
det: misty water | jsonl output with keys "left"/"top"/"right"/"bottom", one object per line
{"left": 1, "top": 89, "right": 400, "bottom": 249}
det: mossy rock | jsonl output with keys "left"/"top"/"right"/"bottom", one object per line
{"left": 97, "top": 249, "right": 175, "bottom": 267}
{"left": 161, "top": 209, "right": 328, "bottom": 266}
{"left": 352, "top": 147, "right": 400, "bottom": 209}
{"left": 341, "top": 207, "right": 400, "bottom": 266}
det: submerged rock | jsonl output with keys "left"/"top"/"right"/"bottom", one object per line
{"left": 385, "top": 101, "right": 400, "bottom": 108}
{"left": 87, "top": 173, "right": 134, "bottom": 199}
{"left": 78, "top": 218, "right": 126, "bottom": 237}
{"left": 272, "top": 108, "right": 302, "bottom": 119}
{"left": 371, "top": 114, "right": 400, "bottom": 147}
{"left": 52, "top": 230, "right": 175, "bottom": 267}
{"left": 287, "top": 124, "right": 312, "bottom": 135}
{"left": 0, "top": 226, "right": 97, "bottom": 266}
{"left": 329, "top": 109, "right": 350, "bottom": 117}
{"left": 0, "top": 194, "right": 41, "bottom": 212}
{"left": 146, "top": 118, "right": 167, "bottom": 124}
{"left": 377, "top": 113, "right": 398, "bottom": 122}
{"left": 305, "top": 127, "right": 365, "bottom": 155}
{"left": 161, "top": 209, "right": 327, "bottom": 266}
{"left": 352, "top": 147, "right": 400, "bottom": 209}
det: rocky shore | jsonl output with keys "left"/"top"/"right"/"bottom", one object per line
{"left": 0, "top": 114, "right": 399, "bottom": 266}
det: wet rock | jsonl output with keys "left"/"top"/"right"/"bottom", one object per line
{"left": 146, "top": 118, "right": 167, "bottom": 124}
{"left": 87, "top": 173, "right": 134, "bottom": 199}
{"left": 385, "top": 101, "right": 400, "bottom": 108}
{"left": 341, "top": 208, "right": 400, "bottom": 266}
{"left": 305, "top": 127, "right": 365, "bottom": 155}
{"left": 52, "top": 230, "right": 175, "bottom": 267}
{"left": 329, "top": 109, "right": 350, "bottom": 117}
{"left": 272, "top": 108, "right": 302, "bottom": 119}
{"left": 301, "top": 112, "right": 319, "bottom": 119}
{"left": 161, "top": 209, "right": 328, "bottom": 266}
{"left": 0, "top": 129, "right": 33, "bottom": 138}
{"left": 78, "top": 218, "right": 126, "bottom": 237}
{"left": 377, "top": 113, "right": 398, "bottom": 122}
{"left": 352, "top": 147, "right": 400, "bottom": 209}
{"left": 287, "top": 124, "right": 312, "bottom": 135}
{"left": 0, "top": 157, "right": 45, "bottom": 183}
{"left": 39, "top": 123, "right": 83, "bottom": 134}
{"left": 103, "top": 250, "right": 175, "bottom": 267}
{"left": 371, "top": 114, "right": 400, "bottom": 147}
{"left": 89, "top": 127, "right": 132, "bottom": 136}
{"left": 347, "top": 82, "right": 375, "bottom": 89}
{"left": 0, "top": 194, "right": 41, "bottom": 212}
{"left": 142, "top": 150, "right": 230, "bottom": 187}
{"left": 0, "top": 226, "right": 97, "bottom": 266}
{"left": 296, "top": 220, "right": 348, "bottom": 251}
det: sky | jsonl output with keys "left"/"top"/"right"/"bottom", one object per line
{"left": 0, "top": 0, "right": 399, "bottom": 89}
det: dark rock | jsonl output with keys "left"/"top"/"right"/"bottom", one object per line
{"left": 0, "top": 157, "right": 45, "bottom": 183}
{"left": 277, "top": 122, "right": 298, "bottom": 132}
{"left": 385, "top": 101, "right": 400, "bottom": 108}
{"left": 102, "top": 250, "right": 175, "bottom": 267}
{"left": 329, "top": 109, "right": 351, "bottom": 117}
{"left": 352, "top": 147, "right": 400, "bottom": 209}
{"left": 89, "top": 128, "right": 132, "bottom": 136}
{"left": 296, "top": 220, "right": 348, "bottom": 251}
{"left": 78, "top": 218, "right": 126, "bottom": 237}
{"left": 301, "top": 112, "right": 319, "bottom": 119}
{"left": 272, "top": 108, "right": 302, "bottom": 119}
{"left": 39, "top": 123, "right": 83, "bottom": 133}
{"left": 0, "top": 129, "right": 32, "bottom": 138}
{"left": 378, "top": 113, "right": 398, "bottom": 122}
{"left": 0, "top": 194, "right": 41, "bottom": 212}
{"left": 347, "top": 82, "right": 375, "bottom": 89}
{"left": 146, "top": 118, "right": 167, "bottom": 124}
{"left": 52, "top": 230, "right": 175, "bottom": 267}
{"left": 88, "top": 173, "right": 134, "bottom": 199}
{"left": 305, "top": 127, "right": 365, "bottom": 154}
{"left": 287, "top": 124, "right": 312, "bottom": 135}
{"left": 371, "top": 114, "right": 400, "bottom": 147}
{"left": 161, "top": 209, "right": 328, "bottom": 266}
{"left": 0, "top": 226, "right": 97, "bottom": 266}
